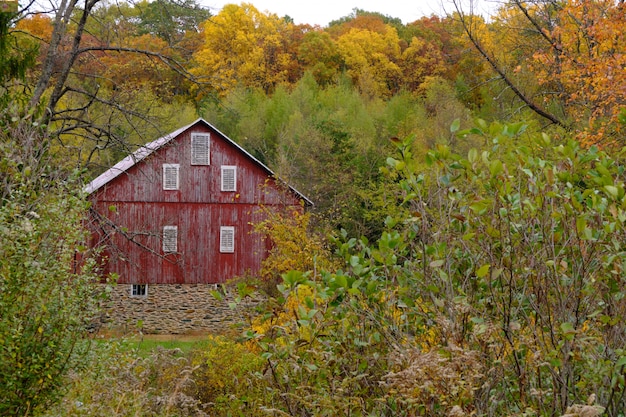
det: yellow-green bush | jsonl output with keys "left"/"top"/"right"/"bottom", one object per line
{"left": 190, "top": 335, "right": 268, "bottom": 416}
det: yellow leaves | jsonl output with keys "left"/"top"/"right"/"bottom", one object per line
{"left": 191, "top": 7, "right": 460, "bottom": 98}
{"left": 250, "top": 284, "right": 321, "bottom": 348}
{"left": 192, "top": 3, "right": 297, "bottom": 96}
{"left": 463, "top": 0, "right": 624, "bottom": 143}
{"left": 528, "top": 0, "right": 626, "bottom": 144}
{"left": 15, "top": 15, "right": 54, "bottom": 42}
{"left": 336, "top": 26, "right": 402, "bottom": 97}
{"left": 253, "top": 205, "right": 338, "bottom": 283}
{"left": 400, "top": 36, "right": 446, "bottom": 90}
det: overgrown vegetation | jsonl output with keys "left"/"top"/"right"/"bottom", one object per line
{"left": 3, "top": 0, "right": 626, "bottom": 415}
{"left": 0, "top": 120, "right": 102, "bottom": 416}
{"left": 44, "top": 120, "right": 626, "bottom": 417}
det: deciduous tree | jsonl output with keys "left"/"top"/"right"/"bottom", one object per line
{"left": 336, "top": 25, "right": 402, "bottom": 97}
{"left": 453, "top": 0, "right": 626, "bottom": 145}
{"left": 193, "top": 3, "right": 301, "bottom": 96}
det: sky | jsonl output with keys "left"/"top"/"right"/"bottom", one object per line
{"left": 203, "top": 0, "right": 498, "bottom": 27}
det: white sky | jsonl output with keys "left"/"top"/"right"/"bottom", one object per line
{"left": 203, "top": 0, "right": 499, "bottom": 27}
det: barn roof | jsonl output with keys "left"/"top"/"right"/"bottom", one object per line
{"left": 84, "top": 118, "right": 313, "bottom": 205}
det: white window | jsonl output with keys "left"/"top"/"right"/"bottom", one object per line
{"left": 131, "top": 284, "right": 147, "bottom": 297}
{"left": 162, "top": 164, "right": 179, "bottom": 190}
{"left": 163, "top": 225, "right": 178, "bottom": 253}
{"left": 221, "top": 166, "right": 237, "bottom": 191}
{"left": 220, "top": 226, "right": 235, "bottom": 253}
{"left": 191, "top": 133, "right": 210, "bottom": 165}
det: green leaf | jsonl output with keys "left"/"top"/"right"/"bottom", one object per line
{"left": 430, "top": 259, "right": 445, "bottom": 268}
{"left": 462, "top": 232, "right": 475, "bottom": 241}
{"left": 476, "top": 264, "right": 490, "bottom": 278}
{"left": 470, "top": 199, "right": 492, "bottom": 214}
{"left": 468, "top": 148, "right": 478, "bottom": 164}
{"left": 489, "top": 160, "right": 504, "bottom": 176}
{"left": 604, "top": 185, "right": 619, "bottom": 198}
{"left": 334, "top": 274, "right": 348, "bottom": 289}
{"left": 615, "top": 356, "right": 626, "bottom": 368}
{"left": 618, "top": 108, "right": 626, "bottom": 124}
{"left": 450, "top": 118, "right": 461, "bottom": 133}
{"left": 576, "top": 216, "right": 587, "bottom": 235}
{"left": 560, "top": 322, "right": 576, "bottom": 340}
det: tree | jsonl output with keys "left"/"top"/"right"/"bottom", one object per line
{"left": 399, "top": 36, "right": 446, "bottom": 91}
{"left": 3, "top": 0, "right": 207, "bottom": 177}
{"left": 0, "top": 12, "right": 38, "bottom": 108}
{"left": 336, "top": 25, "right": 402, "bottom": 98}
{"left": 192, "top": 3, "right": 301, "bottom": 96}
{"left": 0, "top": 110, "right": 102, "bottom": 416}
{"left": 327, "top": 8, "right": 403, "bottom": 38}
{"left": 136, "top": 0, "right": 211, "bottom": 47}
{"left": 297, "top": 30, "right": 342, "bottom": 86}
{"left": 453, "top": 0, "right": 626, "bottom": 145}
{"left": 1, "top": 14, "right": 104, "bottom": 413}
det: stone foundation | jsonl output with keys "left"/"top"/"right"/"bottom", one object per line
{"left": 100, "top": 283, "right": 261, "bottom": 334}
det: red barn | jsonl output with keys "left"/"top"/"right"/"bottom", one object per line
{"left": 86, "top": 118, "right": 311, "bottom": 333}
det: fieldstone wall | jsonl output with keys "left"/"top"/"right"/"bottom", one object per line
{"left": 100, "top": 284, "right": 261, "bottom": 334}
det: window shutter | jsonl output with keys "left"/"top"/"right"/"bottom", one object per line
{"left": 220, "top": 226, "right": 235, "bottom": 253}
{"left": 163, "top": 226, "right": 178, "bottom": 253}
{"left": 163, "top": 164, "right": 179, "bottom": 190}
{"left": 221, "top": 166, "right": 237, "bottom": 191}
{"left": 191, "top": 133, "right": 210, "bottom": 165}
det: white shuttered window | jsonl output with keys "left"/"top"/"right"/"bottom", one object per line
{"left": 162, "top": 164, "right": 179, "bottom": 190}
{"left": 220, "top": 226, "right": 235, "bottom": 253}
{"left": 163, "top": 226, "right": 178, "bottom": 253}
{"left": 191, "top": 133, "right": 210, "bottom": 165}
{"left": 221, "top": 166, "right": 237, "bottom": 191}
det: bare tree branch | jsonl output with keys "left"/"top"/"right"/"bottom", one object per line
{"left": 452, "top": 0, "right": 570, "bottom": 129}
{"left": 29, "top": 0, "right": 82, "bottom": 111}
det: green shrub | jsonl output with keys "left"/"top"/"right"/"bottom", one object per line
{"left": 242, "top": 120, "right": 626, "bottom": 416}
{"left": 0, "top": 179, "right": 101, "bottom": 416}
{"left": 378, "top": 120, "right": 626, "bottom": 415}
{"left": 190, "top": 335, "right": 268, "bottom": 416}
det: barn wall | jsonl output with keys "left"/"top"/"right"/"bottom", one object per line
{"left": 92, "top": 201, "right": 272, "bottom": 284}
{"left": 89, "top": 122, "right": 303, "bottom": 285}
{"left": 101, "top": 283, "right": 261, "bottom": 334}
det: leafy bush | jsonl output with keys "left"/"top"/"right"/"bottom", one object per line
{"left": 245, "top": 269, "right": 436, "bottom": 416}
{"left": 190, "top": 335, "right": 268, "bottom": 416}
{"left": 253, "top": 205, "right": 340, "bottom": 291}
{"left": 0, "top": 118, "right": 102, "bottom": 416}
{"left": 379, "top": 120, "right": 626, "bottom": 415}
{"left": 241, "top": 120, "right": 626, "bottom": 416}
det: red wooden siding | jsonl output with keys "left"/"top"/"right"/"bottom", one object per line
{"left": 88, "top": 119, "right": 307, "bottom": 285}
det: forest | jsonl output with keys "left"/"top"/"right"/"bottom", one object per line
{"left": 1, "top": 0, "right": 626, "bottom": 416}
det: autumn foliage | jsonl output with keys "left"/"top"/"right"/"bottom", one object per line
{"left": 5, "top": 0, "right": 626, "bottom": 416}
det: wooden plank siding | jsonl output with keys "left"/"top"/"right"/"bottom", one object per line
{"left": 87, "top": 119, "right": 309, "bottom": 285}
